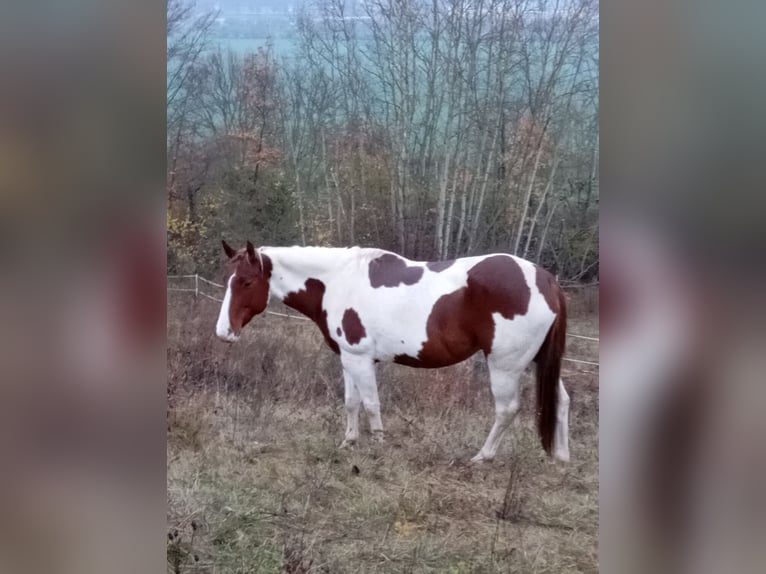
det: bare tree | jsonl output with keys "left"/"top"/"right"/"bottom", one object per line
{"left": 168, "top": 0, "right": 599, "bottom": 281}
{"left": 167, "top": 0, "right": 217, "bottom": 110}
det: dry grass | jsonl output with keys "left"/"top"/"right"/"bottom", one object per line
{"left": 167, "top": 291, "right": 598, "bottom": 573}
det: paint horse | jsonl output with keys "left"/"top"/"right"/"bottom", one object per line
{"left": 216, "top": 241, "right": 570, "bottom": 463}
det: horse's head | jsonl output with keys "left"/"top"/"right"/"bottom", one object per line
{"left": 216, "top": 240, "right": 271, "bottom": 342}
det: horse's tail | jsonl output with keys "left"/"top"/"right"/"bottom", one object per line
{"left": 535, "top": 284, "right": 566, "bottom": 456}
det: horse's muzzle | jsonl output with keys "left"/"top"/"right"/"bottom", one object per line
{"left": 216, "top": 327, "right": 240, "bottom": 343}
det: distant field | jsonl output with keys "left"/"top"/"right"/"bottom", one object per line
{"left": 167, "top": 291, "right": 599, "bottom": 573}
{"left": 211, "top": 37, "right": 297, "bottom": 57}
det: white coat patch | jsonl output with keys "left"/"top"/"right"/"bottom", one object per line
{"left": 216, "top": 274, "right": 238, "bottom": 342}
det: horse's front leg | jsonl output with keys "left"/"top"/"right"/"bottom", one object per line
{"left": 340, "top": 369, "right": 362, "bottom": 448}
{"left": 340, "top": 353, "right": 383, "bottom": 443}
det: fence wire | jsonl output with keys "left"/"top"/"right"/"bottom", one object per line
{"left": 168, "top": 274, "right": 599, "bottom": 367}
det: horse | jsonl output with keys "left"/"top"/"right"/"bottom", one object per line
{"left": 215, "top": 240, "right": 570, "bottom": 463}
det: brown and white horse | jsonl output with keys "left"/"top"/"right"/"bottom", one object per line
{"left": 216, "top": 241, "right": 570, "bottom": 463}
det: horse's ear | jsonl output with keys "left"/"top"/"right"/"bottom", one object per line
{"left": 222, "top": 240, "right": 236, "bottom": 259}
{"left": 246, "top": 241, "right": 258, "bottom": 266}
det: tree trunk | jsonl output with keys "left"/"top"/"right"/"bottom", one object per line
{"left": 523, "top": 144, "right": 560, "bottom": 259}
{"left": 512, "top": 120, "right": 549, "bottom": 255}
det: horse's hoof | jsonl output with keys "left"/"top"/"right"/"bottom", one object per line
{"left": 371, "top": 432, "right": 385, "bottom": 444}
{"left": 470, "top": 453, "right": 492, "bottom": 464}
{"left": 554, "top": 449, "right": 570, "bottom": 463}
{"left": 339, "top": 439, "right": 357, "bottom": 449}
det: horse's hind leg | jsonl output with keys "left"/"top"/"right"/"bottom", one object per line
{"left": 471, "top": 359, "right": 523, "bottom": 463}
{"left": 554, "top": 378, "right": 571, "bottom": 462}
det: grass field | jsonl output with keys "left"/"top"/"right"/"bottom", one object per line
{"left": 167, "top": 291, "right": 599, "bottom": 573}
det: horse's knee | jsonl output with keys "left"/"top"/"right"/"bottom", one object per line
{"left": 345, "top": 406, "right": 360, "bottom": 422}
{"left": 496, "top": 397, "right": 520, "bottom": 420}
{"left": 345, "top": 395, "right": 361, "bottom": 411}
{"left": 362, "top": 399, "right": 380, "bottom": 414}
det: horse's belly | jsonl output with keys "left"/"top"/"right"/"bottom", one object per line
{"left": 389, "top": 331, "right": 479, "bottom": 369}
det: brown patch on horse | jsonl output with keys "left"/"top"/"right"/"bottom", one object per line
{"left": 283, "top": 278, "right": 340, "bottom": 354}
{"left": 393, "top": 353, "right": 422, "bottom": 367}
{"left": 341, "top": 308, "right": 366, "bottom": 345}
{"left": 426, "top": 260, "right": 455, "bottom": 272}
{"left": 535, "top": 265, "right": 562, "bottom": 314}
{"left": 225, "top": 249, "right": 273, "bottom": 284}
{"left": 368, "top": 253, "right": 424, "bottom": 288}
{"left": 225, "top": 249, "right": 273, "bottom": 334}
{"left": 398, "top": 255, "right": 531, "bottom": 368}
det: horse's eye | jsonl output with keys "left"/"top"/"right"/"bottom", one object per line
{"left": 242, "top": 279, "right": 253, "bottom": 287}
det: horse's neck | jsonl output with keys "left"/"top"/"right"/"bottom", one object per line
{"left": 262, "top": 246, "right": 357, "bottom": 300}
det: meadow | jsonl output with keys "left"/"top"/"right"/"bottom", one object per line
{"left": 167, "top": 289, "right": 598, "bottom": 573}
